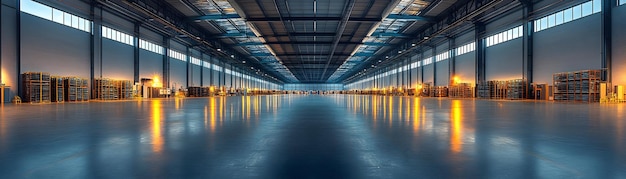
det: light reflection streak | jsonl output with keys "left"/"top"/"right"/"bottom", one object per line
{"left": 450, "top": 100, "right": 463, "bottom": 153}
{"left": 413, "top": 97, "right": 421, "bottom": 134}
{"left": 151, "top": 100, "right": 163, "bottom": 153}
{"left": 210, "top": 97, "right": 217, "bottom": 133}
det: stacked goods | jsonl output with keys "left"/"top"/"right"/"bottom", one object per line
{"left": 187, "top": 87, "right": 210, "bottom": 97}
{"left": 420, "top": 83, "right": 431, "bottom": 97}
{"left": 553, "top": 69, "right": 603, "bottom": 102}
{"left": 116, "top": 80, "right": 133, "bottom": 99}
{"left": 51, "top": 76, "right": 64, "bottom": 102}
{"left": 93, "top": 78, "right": 133, "bottom": 100}
{"left": 1, "top": 85, "right": 10, "bottom": 103}
{"left": 429, "top": 86, "right": 448, "bottom": 97}
{"left": 491, "top": 81, "right": 507, "bottom": 99}
{"left": 93, "top": 78, "right": 118, "bottom": 100}
{"left": 506, "top": 79, "right": 528, "bottom": 100}
{"left": 477, "top": 81, "right": 494, "bottom": 99}
{"left": 22, "top": 72, "right": 51, "bottom": 103}
{"left": 449, "top": 83, "right": 473, "bottom": 98}
{"left": 531, "top": 83, "right": 550, "bottom": 100}
{"left": 63, "top": 77, "right": 89, "bottom": 102}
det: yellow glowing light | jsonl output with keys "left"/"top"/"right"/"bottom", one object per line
{"left": 152, "top": 75, "right": 163, "bottom": 87}
{"left": 417, "top": 84, "right": 423, "bottom": 90}
{"left": 453, "top": 76, "right": 460, "bottom": 84}
{"left": 210, "top": 97, "right": 216, "bottom": 133}
{"left": 450, "top": 100, "right": 463, "bottom": 153}
{"left": 151, "top": 100, "right": 163, "bottom": 153}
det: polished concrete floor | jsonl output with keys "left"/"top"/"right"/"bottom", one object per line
{"left": 0, "top": 95, "right": 625, "bottom": 178}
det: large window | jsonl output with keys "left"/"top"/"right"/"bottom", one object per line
{"left": 620, "top": 0, "right": 625, "bottom": 5}
{"left": 436, "top": 51, "right": 450, "bottom": 62}
{"left": 190, "top": 57, "right": 202, "bottom": 66}
{"left": 168, "top": 49, "right": 186, "bottom": 61}
{"left": 139, "top": 39, "right": 164, "bottom": 55}
{"left": 20, "top": 0, "right": 91, "bottom": 33}
{"left": 534, "top": 0, "right": 601, "bottom": 32}
{"left": 102, "top": 26, "right": 134, "bottom": 46}
{"left": 422, "top": 57, "right": 433, "bottom": 65}
{"left": 455, "top": 42, "right": 475, "bottom": 56}
{"left": 486, "top": 26, "right": 523, "bottom": 47}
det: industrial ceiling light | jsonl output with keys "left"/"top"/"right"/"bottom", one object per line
{"left": 217, "top": 48, "right": 222, "bottom": 52}
{"left": 230, "top": 55, "right": 235, "bottom": 58}
{"left": 412, "top": 43, "right": 416, "bottom": 47}
{"left": 242, "top": 61, "right": 246, "bottom": 63}
{"left": 423, "top": 36, "right": 429, "bottom": 40}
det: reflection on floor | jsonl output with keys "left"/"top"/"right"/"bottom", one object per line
{"left": 0, "top": 95, "right": 625, "bottom": 178}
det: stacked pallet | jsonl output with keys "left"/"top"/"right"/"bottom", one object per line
{"left": 116, "top": 80, "right": 133, "bottom": 99}
{"left": 449, "top": 83, "right": 473, "bottom": 98}
{"left": 64, "top": 77, "right": 89, "bottom": 102}
{"left": 420, "top": 83, "right": 431, "bottom": 97}
{"left": 477, "top": 81, "right": 494, "bottom": 99}
{"left": 93, "top": 78, "right": 133, "bottom": 100}
{"left": 429, "top": 86, "right": 448, "bottom": 97}
{"left": 51, "top": 76, "right": 64, "bottom": 102}
{"left": 506, "top": 79, "right": 528, "bottom": 100}
{"left": 187, "top": 87, "right": 210, "bottom": 97}
{"left": 22, "top": 72, "right": 51, "bottom": 103}
{"left": 553, "top": 69, "right": 603, "bottom": 102}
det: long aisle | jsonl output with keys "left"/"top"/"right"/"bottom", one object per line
{"left": 0, "top": 95, "right": 625, "bottom": 178}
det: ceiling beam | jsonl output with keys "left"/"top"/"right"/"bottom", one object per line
{"left": 250, "top": 52, "right": 374, "bottom": 57}
{"left": 385, "top": 14, "right": 435, "bottom": 22}
{"left": 246, "top": 16, "right": 380, "bottom": 22}
{"left": 234, "top": 41, "right": 389, "bottom": 46}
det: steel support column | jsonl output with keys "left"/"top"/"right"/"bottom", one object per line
{"left": 186, "top": 47, "right": 190, "bottom": 88}
{"left": 601, "top": 0, "right": 612, "bottom": 82}
{"left": 432, "top": 46, "right": 437, "bottom": 86}
{"left": 523, "top": 1, "right": 534, "bottom": 98}
{"left": 200, "top": 53, "right": 204, "bottom": 86}
{"left": 163, "top": 37, "right": 170, "bottom": 88}
{"left": 449, "top": 38, "right": 456, "bottom": 84}
{"left": 133, "top": 23, "right": 140, "bottom": 83}
{"left": 475, "top": 23, "right": 486, "bottom": 85}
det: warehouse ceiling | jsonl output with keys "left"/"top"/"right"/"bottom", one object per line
{"left": 153, "top": 0, "right": 462, "bottom": 83}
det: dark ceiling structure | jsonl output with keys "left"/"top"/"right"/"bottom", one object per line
{"left": 108, "top": 0, "right": 513, "bottom": 83}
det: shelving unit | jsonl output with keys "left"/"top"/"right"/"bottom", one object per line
{"left": 553, "top": 69, "right": 603, "bottom": 102}
{"left": 506, "top": 79, "right": 527, "bottom": 100}
{"left": 93, "top": 78, "right": 132, "bottom": 100}
{"left": 1, "top": 85, "right": 10, "bottom": 103}
{"left": 51, "top": 76, "right": 64, "bottom": 102}
{"left": 429, "top": 86, "right": 448, "bottom": 97}
{"left": 449, "top": 83, "right": 473, "bottom": 98}
{"left": 64, "top": 77, "right": 89, "bottom": 102}
{"left": 22, "top": 72, "right": 51, "bottom": 103}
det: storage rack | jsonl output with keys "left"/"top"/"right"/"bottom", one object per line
{"left": 553, "top": 69, "right": 603, "bottom": 102}
{"left": 506, "top": 79, "right": 527, "bottom": 100}
{"left": 420, "top": 83, "right": 431, "bottom": 97}
{"left": 22, "top": 72, "right": 51, "bottom": 103}
{"left": 449, "top": 83, "right": 474, "bottom": 98}
{"left": 64, "top": 77, "right": 89, "bottom": 102}
{"left": 187, "top": 87, "right": 210, "bottom": 97}
{"left": 1, "top": 85, "right": 9, "bottom": 103}
{"left": 531, "top": 83, "right": 551, "bottom": 100}
{"left": 477, "top": 81, "right": 494, "bottom": 99}
{"left": 51, "top": 76, "right": 64, "bottom": 102}
{"left": 116, "top": 80, "right": 133, "bottom": 99}
{"left": 93, "top": 78, "right": 134, "bottom": 100}
{"left": 429, "top": 86, "right": 448, "bottom": 97}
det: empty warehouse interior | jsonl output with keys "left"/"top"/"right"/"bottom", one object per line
{"left": 1, "top": 0, "right": 626, "bottom": 178}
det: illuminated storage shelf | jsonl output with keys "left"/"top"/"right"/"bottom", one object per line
{"left": 22, "top": 72, "right": 51, "bottom": 103}
{"left": 64, "top": 77, "right": 89, "bottom": 102}
{"left": 449, "top": 83, "right": 474, "bottom": 98}
{"left": 51, "top": 76, "right": 64, "bottom": 102}
{"left": 553, "top": 69, "right": 603, "bottom": 102}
